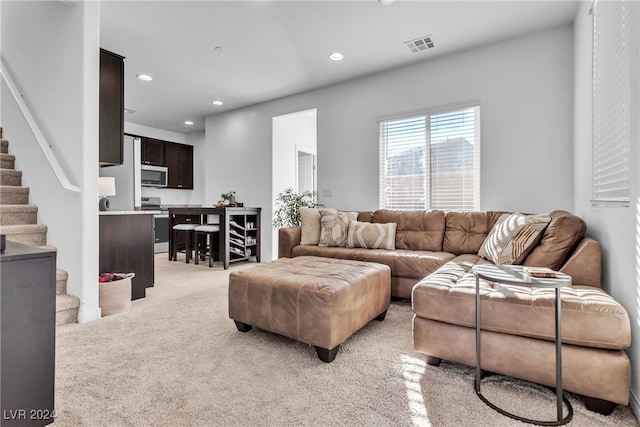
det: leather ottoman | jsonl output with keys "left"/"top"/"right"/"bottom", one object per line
{"left": 228, "top": 256, "right": 391, "bottom": 362}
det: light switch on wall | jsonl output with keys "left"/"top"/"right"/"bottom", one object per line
{"left": 321, "top": 188, "right": 333, "bottom": 198}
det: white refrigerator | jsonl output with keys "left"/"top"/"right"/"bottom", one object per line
{"left": 98, "top": 135, "right": 142, "bottom": 211}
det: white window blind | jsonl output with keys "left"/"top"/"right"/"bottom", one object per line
{"left": 592, "top": 0, "right": 630, "bottom": 206}
{"left": 379, "top": 105, "right": 480, "bottom": 211}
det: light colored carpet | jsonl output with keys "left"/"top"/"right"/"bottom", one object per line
{"left": 54, "top": 255, "right": 639, "bottom": 426}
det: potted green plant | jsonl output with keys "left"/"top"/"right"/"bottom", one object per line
{"left": 272, "top": 187, "right": 318, "bottom": 229}
{"left": 219, "top": 191, "right": 237, "bottom": 206}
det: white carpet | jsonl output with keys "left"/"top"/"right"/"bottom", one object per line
{"left": 53, "top": 255, "right": 639, "bottom": 426}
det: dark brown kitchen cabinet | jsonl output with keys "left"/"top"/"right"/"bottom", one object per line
{"left": 141, "top": 137, "right": 166, "bottom": 166}
{"left": 99, "top": 213, "right": 154, "bottom": 300}
{"left": 99, "top": 49, "right": 125, "bottom": 167}
{"left": 165, "top": 142, "right": 193, "bottom": 189}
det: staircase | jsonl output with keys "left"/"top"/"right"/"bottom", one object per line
{"left": 0, "top": 127, "right": 80, "bottom": 325}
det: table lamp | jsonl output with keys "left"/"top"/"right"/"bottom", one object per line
{"left": 98, "top": 177, "right": 116, "bottom": 211}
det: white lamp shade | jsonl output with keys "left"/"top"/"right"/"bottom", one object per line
{"left": 98, "top": 177, "right": 116, "bottom": 197}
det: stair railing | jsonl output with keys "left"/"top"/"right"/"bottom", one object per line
{"left": 0, "top": 58, "right": 81, "bottom": 193}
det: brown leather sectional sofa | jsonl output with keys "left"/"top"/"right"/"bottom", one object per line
{"left": 278, "top": 209, "right": 631, "bottom": 415}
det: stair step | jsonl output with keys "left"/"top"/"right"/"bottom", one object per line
{"left": 0, "top": 153, "right": 15, "bottom": 169}
{"left": 56, "top": 294, "right": 80, "bottom": 326}
{"left": 0, "top": 126, "right": 79, "bottom": 325}
{"left": 0, "top": 224, "right": 47, "bottom": 246}
{"left": 0, "top": 169, "right": 22, "bottom": 186}
{"left": 56, "top": 269, "right": 68, "bottom": 295}
{"left": 0, "top": 186, "right": 29, "bottom": 204}
{"left": 0, "top": 204, "right": 38, "bottom": 225}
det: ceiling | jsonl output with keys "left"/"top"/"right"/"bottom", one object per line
{"left": 100, "top": 0, "right": 580, "bottom": 134}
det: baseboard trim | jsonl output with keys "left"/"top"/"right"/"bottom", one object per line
{"left": 630, "top": 389, "right": 639, "bottom": 420}
{"left": 77, "top": 307, "right": 101, "bottom": 323}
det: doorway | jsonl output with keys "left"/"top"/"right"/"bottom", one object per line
{"left": 272, "top": 108, "right": 317, "bottom": 260}
{"left": 296, "top": 145, "right": 316, "bottom": 194}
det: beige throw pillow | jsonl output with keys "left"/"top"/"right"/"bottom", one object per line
{"left": 478, "top": 212, "right": 551, "bottom": 265}
{"left": 346, "top": 221, "right": 397, "bottom": 250}
{"left": 319, "top": 211, "right": 358, "bottom": 247}
{"left": 299, "top": 207, "right": 330, "bottom": 245}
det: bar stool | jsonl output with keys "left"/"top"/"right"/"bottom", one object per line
{"left": 194, "top": 224, "right": 220, "bottom": 268}
{"left": 172, "top": 224, "right": 196, "bottom": 263}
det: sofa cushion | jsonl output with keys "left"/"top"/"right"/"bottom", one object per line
{"left": 443, "top": 211, "right": 504, "bottom": 255}
{"left": 373, "top": 209, "right": 445, "bottom": 251}
{"left": 357, "top": 211, "right": 375, "bottom": 223}
{"left": 346, "top": 221, "right": 397, "bottom": 250}
{"left": 319, "top": 211, "right": 358, "bottom": 247}
{"left": 412, "top": 256, "right": 631, "bottom": 350}
{"left": 292, "top": 245, "right": 454, "bottom": 280}
{"left": 523, "top": 210, "right": 587, "bottom": 270}
{"left": 478, "top": 212, "right": 551, "bottom": 265}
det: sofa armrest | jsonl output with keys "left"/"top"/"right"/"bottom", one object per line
{"left": 559, "top": 237, "right": 602, "bottom": 288}
{"left": 278, "top": 226, "right": 302, "bottom": 258}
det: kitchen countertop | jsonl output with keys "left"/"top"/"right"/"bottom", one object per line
{"left": 99, "top": 210, "right": 161, "bottom": 215}
{"left": 161, "top": 204, "right": 203, "bottom": 209}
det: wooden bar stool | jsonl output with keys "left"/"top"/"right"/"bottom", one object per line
{"left": 172, "top": 224, "right": 196, "bottom": 263}
{"left": 194, "top": 224, "right": 220, "bottom": 267}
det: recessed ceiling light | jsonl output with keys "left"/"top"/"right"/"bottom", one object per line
{"left": 137, "top": 74, "right": 153, "bottom": 81}
{"left": 212, "top": 100, "right": 224, "bottom": 106}
{"left": 329, "top": 52, "right": 344, "bottom": 61}
{"left": 184, "top": 120, "right": 194, "bottom": 126}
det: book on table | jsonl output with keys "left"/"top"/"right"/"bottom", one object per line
{"left": 523, "top": 266, "right": 558, "bottom": 278}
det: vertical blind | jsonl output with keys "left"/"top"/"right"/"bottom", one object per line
{"left": 379, "top": 105, "right": 480, "bottom": 211}
{"left": 592, "top": 0, "right": 630, "bottom": 206}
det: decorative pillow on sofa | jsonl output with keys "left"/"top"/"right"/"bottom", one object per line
{"left": 478, "top": 212, "right": 551, "bottom": 265}
{"left": 346, "top": 221, "right": 397, "bottom": 250}
{"left": 522, "top": 210, "right": 587, "bottom": 270}
{"left": 319, "top": 211, "right": 358, "bottom": 247}
{"left": 300, "top": 207, "right": 334, "bottom": 245}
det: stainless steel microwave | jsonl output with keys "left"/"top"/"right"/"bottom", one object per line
{"left": 140, "top": 164, "right": 168, "bottom": 187}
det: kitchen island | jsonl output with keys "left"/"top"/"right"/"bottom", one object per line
{"left": 99, "top": 211, "right": 155, "bottom": 300}
{"left": 168, "top": 206, "right": 261, "bottom": 269}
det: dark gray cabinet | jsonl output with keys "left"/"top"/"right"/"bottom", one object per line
{"left": 1, "top": 242, "right": 56, "bottom": 426}
{"left": 99, "top": 49, "right": 125, "bottom": 167}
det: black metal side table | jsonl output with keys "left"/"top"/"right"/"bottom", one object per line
{"left": 472, "top": 264, "right": 573, "bottom": 426}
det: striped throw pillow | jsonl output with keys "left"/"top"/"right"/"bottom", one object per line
{"left": 478, "top": 212, "right": 551, "bottom": 265}
{"left": 346, "top": 221, "right": 397, "bottom": 250}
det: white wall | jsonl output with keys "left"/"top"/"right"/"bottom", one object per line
{"left": 0, "top": 0, "right": 3, "bottom": 124}
{"left": 1, "top": 1, "right": 101, "bottom": 322}
{"left": 205, "top": 25, "right": 574, "bottom": 262}
{"left": 573, "top": 1, "right": 640, "bottom": 413}
{"left": 187, "top": 130, "right": 206, "bottom": 206}
{"left": 125, "top": 122, "right": 205, "bottom": 206}
{"left": 125, "top": 121, "right": 187, "bottom": 144}
{"left": 272, "top": 108, "right": 317, "bottom": 258}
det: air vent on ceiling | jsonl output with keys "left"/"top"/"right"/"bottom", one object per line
{"left": 404, "top": 35, "right": 435, "bottom": 54}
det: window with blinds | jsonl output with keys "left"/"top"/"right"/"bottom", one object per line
{"left": 592, "top": 0, "right": 630, "bottom": 206}
{"left": 379, "top": 105, "right": 480, "bottom": 211}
